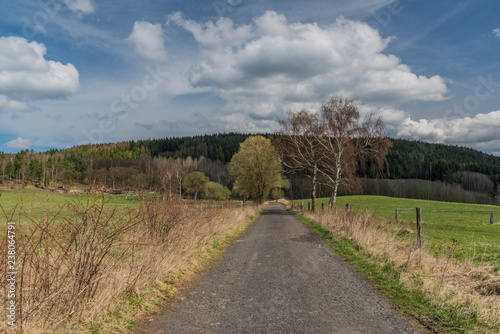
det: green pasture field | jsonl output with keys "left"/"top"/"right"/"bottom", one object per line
{"left": 298, "top": 196, "right": 500, "bottom": 267}
{"left": 0, "top": 188, "right": 238, "bottom": 230}
{"left": 0, "top": 187, "right": 142, "bottom": 223}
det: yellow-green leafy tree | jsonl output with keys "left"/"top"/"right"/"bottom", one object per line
{"left": 182, "top": 171, "right": 209, "bottom": 201}
{"left": 231, "top": 136, "right": 285, "bottom": 202}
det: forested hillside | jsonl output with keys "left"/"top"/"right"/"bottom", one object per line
{"left": 144, "top": 135, "right": 500, "bottom": 180}
{"left": 1, "top": 134, "right": 499, "bottom": 201}
{"left": 144, "top": 133, "right": 258, "bottom": 162}
{"left": 383, "top": 139, "right": 500, "bottom": 181}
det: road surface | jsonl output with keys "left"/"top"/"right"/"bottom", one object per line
{"left": 137, "top": 203, "right": 424, "bottom": 334}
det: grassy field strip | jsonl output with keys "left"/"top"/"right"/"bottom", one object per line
{"left": 298, "top": 196, "right": 500, "bottom": 267}
{"left": 285, "top": 200, "right": 500, "bottom": 333}
{"left": 0, "top": 187, "right": 247, "bottom": 234}
{"left": 0, "top": 188, "right": 141, "bottom": 224}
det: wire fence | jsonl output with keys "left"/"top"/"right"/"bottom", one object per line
{"left": 395, "top": 208, "right": 497, "bottom": 226}
{"left": 293, "top": 200, "right": 498, "bottom": 249}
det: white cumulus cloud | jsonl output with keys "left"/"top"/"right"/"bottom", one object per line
{"left": 360, "top": 105, "right": 410, "bottom": 132}
{"left": 493, "top": 28, "right": 500, "bottom": 37}
{"left": 168, "top": 11, "right": 449, "bottom": 129}
{"left": 397, "top": 110, "right": 500, "bottom": 146}
{"left": 0, "top": 95, "right": 29, "bottom": 112}
{"left": 0, "top": 37, "right": 80, "bottom": 110}
{"left": 63, "top": 0, "right": 96, "bottom": 14}
{"left": 6, "top": 137, "right": 33, "bottom": 149}
{"left": 127, "top": 21, "right": 168, "bottom": 62}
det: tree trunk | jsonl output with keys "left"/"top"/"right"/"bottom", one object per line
{"left": 177, "top": 173, "right": 183, "bottom": 199}
{"left": 329, "top": 159, "right": 342, "bottom": 208}
{"left": 329, "top": 181, "right": 339, "bottom": 208}
{"left": 311, "top": 164, "right": 317, "bottom": 212}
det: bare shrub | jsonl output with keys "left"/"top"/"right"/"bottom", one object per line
{"left": 1, "top": 196, "right": 262, "bottom": 333}
{"left": 140, "top": 197, "right": 193, "bottom": 242}
{"left": 455, "top": 171, "right": 495, "bottom": 193}
{"left": 1, "top": 195, "right": 142, "bottom": 332}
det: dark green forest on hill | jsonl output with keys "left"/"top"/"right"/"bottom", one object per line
{"left": 1, "top": 133, "right": 499, "bottom": 203}
{"left": 384, "top": 139, "right": 500, "bottom": 181}
{"left": 144, "top": 133, "right": 260, "bottom": 162}
{"left": 146, "top": 135, "right": 500, "bottom": 181}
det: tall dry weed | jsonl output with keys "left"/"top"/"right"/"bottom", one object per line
{"left": 1, "top": 195, "right": 262, "bottom": 333}
{"left": 1, "top": 195, "right": 142, "bottom": 332}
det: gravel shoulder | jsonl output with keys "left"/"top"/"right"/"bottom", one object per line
{"left": 137, "top": 203, "right": 426, "bottom": 334}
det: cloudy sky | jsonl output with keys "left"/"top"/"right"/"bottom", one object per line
{"left": 1, "top": 0, "right": 500, "bottom": 154}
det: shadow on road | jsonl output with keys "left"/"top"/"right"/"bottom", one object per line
{"left": 261, "top": 204, "right": 291, "bottom": 216}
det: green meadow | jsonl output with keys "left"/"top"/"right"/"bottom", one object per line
{"left": 0, "top": 187, "right": 142, "bottom": 223}
{"left": 299, "top": 195, "right": 500, "bottom": 267}
{"left": 0, "top": 188, "right": 237, "bottom": 227}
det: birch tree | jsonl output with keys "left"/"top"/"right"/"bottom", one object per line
{"left": 319, "top": 97, "right": 391, "bottom": 207}
{"left": 276, "top": 96, "right": 391, "bottom": 209}
{"left": 275, "top": 110, "right": 326, "bottom": 212}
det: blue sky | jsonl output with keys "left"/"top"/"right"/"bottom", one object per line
{"left": 1, "top": 0, "right": 499, "bottom": 154}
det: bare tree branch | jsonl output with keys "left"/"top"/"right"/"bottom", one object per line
{"left": 275, "top": 96, "right": 392, "bottom": 209}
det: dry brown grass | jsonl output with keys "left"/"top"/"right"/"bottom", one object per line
{"left": 1, "top": 195, "right": 262, "bottom": 333}
{"left": 285, "top": 200, "right": 499, "bottom": 333}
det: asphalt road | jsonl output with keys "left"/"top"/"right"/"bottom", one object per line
{"left": 137, "top": 203, "right": 425, "bottom": 334}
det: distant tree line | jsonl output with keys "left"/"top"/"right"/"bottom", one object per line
{"left": 143, "top": 134, "right": 500, "bottom": 187}
{"left": 335, "top": 178, "right": 499, "bottom": 205}
{"left": 279, "top": 136, "right": 500, "bottom": 201}
{"left": 0, "top": 148, "right": 232, "bottom": 201}
{"left": 1, "top": 132, "right": 499, "bottom": 203}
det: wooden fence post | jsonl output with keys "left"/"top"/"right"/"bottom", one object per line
{"left": 395, "top": 209, "right": 398, "bottom": 221}
{"left": 321, "top": 203, "right": 324, "bottom": 212}
{"left": 346, "top": 203, "right": 350, "bottom": 213}
{"left": 416, "top": 207, "right": 422, "bottom": 248}
{"left": 491, "top": 211, "right": 494, "bottom": 225}
{"left": 308, "top": 202, "right": 311, "bottom": 211}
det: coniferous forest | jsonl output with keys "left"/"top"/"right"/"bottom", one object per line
{"left": 1, "top": 133, "right": 499, "bottom": 204}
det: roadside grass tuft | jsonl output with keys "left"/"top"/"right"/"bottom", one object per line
{"left": 306, "top": 196, "right": 500, "bottom": 267}
{"left": 288, "top": 207, "right": 499, "bottom": 333}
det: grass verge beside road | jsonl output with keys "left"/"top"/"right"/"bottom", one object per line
{"left": 286, "top": 200, "right": 500, "bottom": 333}
{"left": 299, "top": 196, "right": 500, "bottom": 267}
